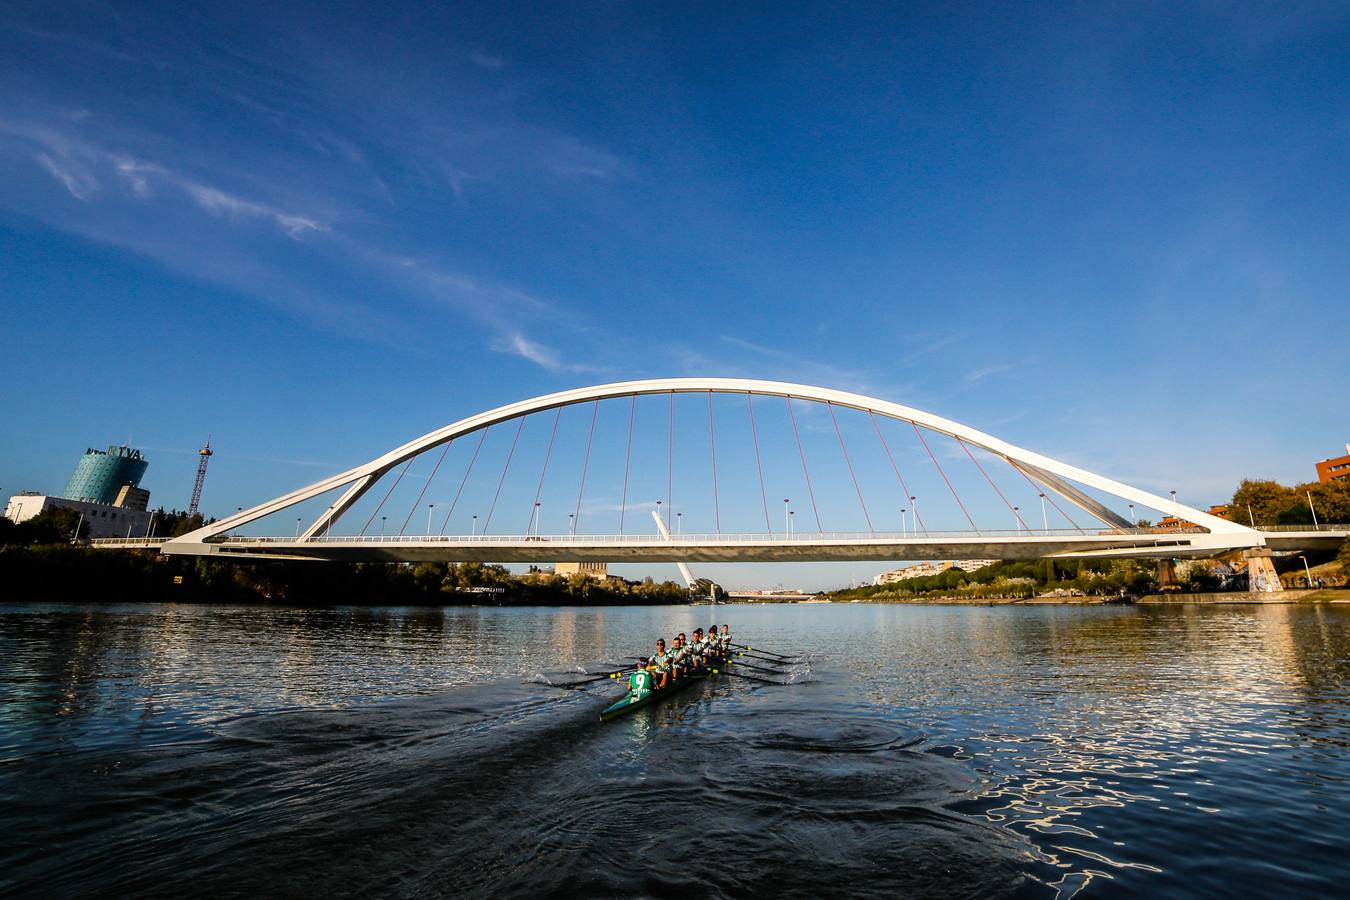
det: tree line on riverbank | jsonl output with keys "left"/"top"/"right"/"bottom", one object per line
{"left": 0, "top": 544, "right": 689, "bottom": 605}
{"left": 826, "top": 559, "right": 1159, "bottom": 602}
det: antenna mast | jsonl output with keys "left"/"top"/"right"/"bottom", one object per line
{"left": 188, "top": 439, "right": 213, "bottom": 517}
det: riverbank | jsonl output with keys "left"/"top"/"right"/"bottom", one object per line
{"left": 0, "top": 545, "right": 689, "bottom": 606}
{"left": 811, "top": 588, "right": 1349, "bottom": 605}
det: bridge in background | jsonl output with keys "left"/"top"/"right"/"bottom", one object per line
{"left": 86, "top": 378, "right": 1344, "bottom": 575}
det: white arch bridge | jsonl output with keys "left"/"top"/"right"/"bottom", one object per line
{"left": 135, "top": 378, "right": 1328, "bottom": 565}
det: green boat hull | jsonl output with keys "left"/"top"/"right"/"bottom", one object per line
{"left": 600, "top": 656, "right": 729, "bottom": 721}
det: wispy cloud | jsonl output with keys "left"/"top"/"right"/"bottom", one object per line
{"left": 963, "top": 362, "right": 1013, "bottom": 383}
{"left": 34, "top": 152, "right": 96, "bottom": 199}
{"left": 469, "top": 49, "right": 505, "bottom": 70}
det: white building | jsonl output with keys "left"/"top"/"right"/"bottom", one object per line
{"left": 4, "top": 492, "right": 153, "bottom": 539}
{"left": 872, "top": 559, "right": 998, "bottom": 585}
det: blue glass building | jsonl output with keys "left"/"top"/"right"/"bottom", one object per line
{"left": 63, "top": 446, "right": 149, "bottom": 504}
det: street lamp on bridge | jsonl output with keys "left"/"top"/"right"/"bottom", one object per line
{"left": 783, "top": 498, "right": 790, "bottom": 536}
{"left": 427, "top": 503, "right": 434, "bottom": 535}
{"left": 900, "top": 507, "right": 907, "bottom": 536}
{"left": 1039, "top": 492, "right": 1048, "bottom": 531}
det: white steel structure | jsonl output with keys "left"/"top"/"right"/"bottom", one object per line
{"left": 159, "top": 378, "right": 1265, "bottom": 562}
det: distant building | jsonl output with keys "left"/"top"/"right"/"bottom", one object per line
{"left": 64, "top": 445, "right": 149, "bottom": 504}
{"left": 1316, "top": 444, "right": 1350, "bottom": 484}
{"left": 1156, "top": 504, "right": 1231, "bottom": 531}
{"left": 4, "top": 443, "right": 153, "bottom": 539}
{"left": 554, "top": 561, "right": 608, "bottom": 577}
{"left": 872, "top": 559, "right": 997, "bottom": 585}
{"left": 4, "top": 493, "right": 152, "bottom": 539}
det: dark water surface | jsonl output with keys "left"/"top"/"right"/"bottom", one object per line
{"left": 2, "top": 602, "right": 1348, "bottom": 898}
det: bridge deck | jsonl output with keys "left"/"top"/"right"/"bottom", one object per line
{"left": 91, "top": 526, "right": 1347, "bottom": 562}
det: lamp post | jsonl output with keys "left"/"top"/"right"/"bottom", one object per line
{"left": 380, "top": 515, "right": 386, "bottom": 537}
{"left": 1298, "top": 554, "right": 1313, "bottom": 588}
{"left": 1039, "top": 492, "right": 1048, "bottom": 531}
{"left": 783, "top": 498, "right": 790, "bottom": 536}
{"left": 910, "top": 496, "right": 920, "bottom": 535}
{"left": 789, "top": 510, "right": 795, "bottom": 536}
{"left": 533, "top": 501, "right": 541, "bottom": 536}
{"left": 569, "top": 513, "right": 575, "bottom": 537}
{"left": 900, "top": 507, "right": 907, "bottom": 536}
{"left": 676, "top": 511, "right": 682, "bottom": 535}
{"left": 1170, "top": 490, "right": 1177, "bottom": 511}
{"left": 656, "top": 499, "right": 662, "bottom": 532}
{"left": 427, "top": 504, "right": 434, "bottom": 535}
{"left": 1013, "top": 506, "right": 1020, "bottom": 534}
{"left": 1129, "top": 503, "right": 1135, "bottom": 527}
{"left": 471, "top": 514, "right": 477, "bottom": 537}
{"left": 295, "top": 517, "right": 302, "bottom": 539}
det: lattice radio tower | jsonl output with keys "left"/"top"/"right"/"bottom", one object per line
{"left": 187, "top": 439, "right": 213, "bottom": 517}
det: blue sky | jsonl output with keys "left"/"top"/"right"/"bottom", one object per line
{"left": 2, "top": 2, "right": 1347, "bottom": 588}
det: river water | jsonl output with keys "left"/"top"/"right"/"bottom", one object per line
{"left": 1, "top": 601, "right": 1348, "bottom": 898}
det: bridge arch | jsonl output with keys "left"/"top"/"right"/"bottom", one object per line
{"left": 165, "top": 378, "right": 1253, "bottom": 555}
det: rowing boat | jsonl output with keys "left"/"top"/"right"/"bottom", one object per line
{"left": 599, "top": 656, "right": 729, "bottom": 721}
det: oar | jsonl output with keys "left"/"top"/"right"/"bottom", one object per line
{"left": 710, "top": 667, "right": 787, "bottom": 686}
{"left": 731, "top": 643, "right": 803, "bottom": 661}
{"left": 737, "top": 650, "right": 802, "bottom": 665}
{"left": 730, "top": 658, "right": 789, "bottom": 675}
{"left": 542, "top": 665, "right": 641, "bottom": 688}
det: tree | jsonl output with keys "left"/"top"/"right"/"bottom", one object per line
{"left": 1304, "top": 480, "right": 1350, "bottom": 524}
{"left": 3, "top": 507, "right": 88, "bottom": 544}
{"left": 1230, "top": 480, "right": 1295, "bottom": 526}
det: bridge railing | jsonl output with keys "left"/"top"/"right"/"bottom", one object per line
{"left": 205, "top": 526, "right": 1206, "bottom": 545}
{"left": 1253, "top": 523, "right": 1350, "bottom": 532}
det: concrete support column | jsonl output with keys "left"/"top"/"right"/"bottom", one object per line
{"left": 1243, "top": 549, "right": 1283, "bottom": 593}
{"left": 1157, "top": 559, "right": 1182, "bottom": 592}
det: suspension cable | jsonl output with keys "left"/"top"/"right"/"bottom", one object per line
{"left": 361, "top": 457, "right": 413, "bottom": 536}
{"left": 912, "top": 422, "right": 979, "bottom": 532}
{"left": 707, "top": 390, "right": 721, "bottom": 534}
{"left": 527, "top": 407, "right": 562, "bottom": 534}
{"left": 667, "top": 392, "right": 674, "bottom": 528}
{"left": 573, "top": 400, "right": 598, "bottom": 535}
{"left": 439, "top": 426, "right": 489, "bottom": 534}
{"left": 786, "top": 396, "right": 823, "bottom": 533}
{"left": 619, "top": 395, "right": 635, "bottom": 534}
{"left": 957, "top": 437, "right": 1029, "bottom": 531}
{"left": 484, "top": 416, "right": 525, "bottom": 533}
{"left": 398, "top": 439, "right": 452, "bottom": 536}
{"left": 1007, "top": 461, "right": 1087, "bottom": 534}
{"left": 746, "top": 393, "right": 773, "bottom": 533}
{"left": 828, "top": 402, "right": 874, "bottom": 534}
{"left": 868, "top": 410, "right": 926, "bottom": 532}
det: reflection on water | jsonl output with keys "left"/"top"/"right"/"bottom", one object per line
{"left": 1, "top": 602, "right": 1348, "bottom": 897}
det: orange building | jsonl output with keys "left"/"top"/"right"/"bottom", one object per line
{"left": 1316, "top": 444, "right": 1350, "bottom": 484}
{"left": 1156, "top": 505, "right": 1231, "bottom": 531}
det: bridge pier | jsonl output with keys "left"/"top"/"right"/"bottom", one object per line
{"left": 1242, "top": 549, "right": 1284, "bottom": 593}
{"left": 1156, "top": 559, "right": 1182, "bottom": 593}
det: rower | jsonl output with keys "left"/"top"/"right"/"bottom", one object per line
{"left": 645, "top": 638, "right": 672, "bottom": 689}
{"left": 719, "top": 624, "right": 731, "bottom": 654}
{"left": 691, "top": 628, "right": 707, "bottom": 667}
{"left": 668, "top": 635, "right": 687, "bottom": 679}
